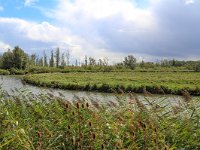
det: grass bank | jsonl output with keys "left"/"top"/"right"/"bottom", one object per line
{"left": 23, "top": 72, "right": 200, "bottom": 95}
{"left": 0, "top": 66, "right": 194, "bottom": 75}
{"left": 0, "top": 89, "right": 199, "bottom": 149}
{"left": 0, "top": 69, "right": 10, "bottom": 75}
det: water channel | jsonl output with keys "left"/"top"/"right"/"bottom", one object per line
{"left": 0, "top": 75, "right": 196, "bottom": 105}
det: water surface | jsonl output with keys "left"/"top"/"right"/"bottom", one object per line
{"left": 0, "top": 75, "right": 193, "bottom": 105}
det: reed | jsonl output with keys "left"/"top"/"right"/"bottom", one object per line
{"left": 0, "top": 89, "right": 199, "bottom": 149}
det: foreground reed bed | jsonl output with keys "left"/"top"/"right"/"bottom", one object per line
{"left": 0, "top": 89, "right": 199, "bottom": 149}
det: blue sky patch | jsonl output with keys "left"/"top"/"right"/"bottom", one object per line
{"left": 134, "top": 0, "right": 149, "bottom": 8}
{"left": 0, "top": 0, "right": 57, "bottom": 22}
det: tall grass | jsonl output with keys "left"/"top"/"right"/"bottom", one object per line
{"left": 0, "top": 89, "right": 199, "bottom": 149}
{"left": 0, "top": 69, "right": 10, "bottom": 75}
{"left": 23, "top": 72, "right": 200, "bottom": 95}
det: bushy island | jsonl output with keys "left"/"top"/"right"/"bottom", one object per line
{"left": 23, "top": 72, "right": 200, "bottom": 95}
{"left": 0, "top": 89, "right": 199, "bottom": 149}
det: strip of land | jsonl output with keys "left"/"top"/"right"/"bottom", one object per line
{"left": 23, "top": 72, "right": 200, "bottom": 95}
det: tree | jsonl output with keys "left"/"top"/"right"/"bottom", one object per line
{"left": 172, "top": 59, "right": 176, "bottom": 66}
{"left": 49, "top": 50, "right": 54, "bottom": 67}
{"left": 140, "top": 60, "right": 145, "bottom": 68}
{"left": 1, "top": 46, "right": 28, "bottom": 69}
{"left": 55, "top": 48, "right": 60, "bottom": 68}
{"left": 61, "top": 53, "right": 66, "bottom": 68}
{"left": 35, "top": 55, "right": 40, "bottom": 66}
{"left": 43, "top": 51, "right": 48, "bottom": 67}
{"left": 1, "top": 49, "right": 13, "bottom": 69}
{"left": 115, "top": 62, "right": 124, "bottom": 69}
{"left": 98, "top": 59, "right": 103, "bottom": 66}
{"left": 123, "top": 55, "right": 137, "bottom": 70}
{"left": 30, "top": 53, "right": 36, "bottom": 66}
{"left": 85, "top": 56, "right": 88, "bottom": 66}
{"left": 38, "top": 58, "right": 44, "bottom": 66}
{"left": 194, "top": 61, "right": 200, "bottom": 72}
{"left": 66, "top": 49, "right": 70, "bottom": 66}
{"left": 89, "top": 57, "right": 96, "bottom": 66}
{"left": 161, "top": 59, "right": 170, "bottom": 67}
{"left": 12, "top": 46, "right": 28, "bottom": 69}
{"left": 0, "top": 55, "right": 3, "bottom": 68}
{"left": 103, "top": 57, "right": 109, "bottom": 66}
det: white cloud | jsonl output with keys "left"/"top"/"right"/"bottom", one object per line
{"left": 185, "top": 0, "right": 195, "bottom": 5}
{"left": 54, "top": 0, "right": 155, "bottom": 28}
{"left": 0, "top": 41, "right": 11, "bottom": 52}
{"left": 46, "top": 0, "right": 157, "bottom": 61}
{"left": 0, "top": 18, "right": 65, "bottom": 43}
{"left": 24, "top": 0, "right": 38, "bottom": 7}
{"left": 1, "top": 0, "right": 200, "bottom": 62}
{"left": 46, "top": 0, "right": 200, "bottom": 61}
{"left": 0, "top": 17, "right": 128, "bottom": 62}
{"left": 0, "top": 0, "right": 165, "bottom": 62}
{"left": 0, "top": 18, "right": 68, "bottom": 50}
{"left": 0, "top": 17, "right": 104, "bottom": 60}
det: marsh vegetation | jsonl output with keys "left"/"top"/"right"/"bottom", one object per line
{"left": 23, "top": 72, "right": 200, "bottom": 95}
{"left": 0, "top": 89, "right": 199, "bottom": 149}
{"left": 0, "top": 46, "right": 200, "bottom": 149}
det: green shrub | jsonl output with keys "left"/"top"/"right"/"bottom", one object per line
{"left": 9, "top": 68, "right": 26, "bottom": 75}
{"left": 0, "top": 69, "right": 10, "bottom": 75}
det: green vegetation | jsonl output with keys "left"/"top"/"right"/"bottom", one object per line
{"left": 0, "top": 89, "right": 199, "bottom": 149}
{"left": 0, "top": 65, "right": 195, "bottom": 75}
{"left": 1, "top": 46, "right": 28, "bottom": 70}
{"left": 0, "top": 46, "right": 200, "bottom": 96}
{"left": 23, "top": 72, "right": 200, "bottom": 95}
{"left": 0, "top": 46, "right": 200, "bottom": 149}
{"left": 0, "top": 46, "right": 200, "bottom": 73}
{"left": 0, "top": 69, "right": 10, "bottom": 75}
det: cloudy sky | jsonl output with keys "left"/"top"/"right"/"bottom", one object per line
{"left": 0, "top": 0, "right": 199, "bottom": 63}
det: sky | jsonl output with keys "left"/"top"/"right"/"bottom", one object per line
{"left": 0, "top": 0, "right": 200, "bottom": 63}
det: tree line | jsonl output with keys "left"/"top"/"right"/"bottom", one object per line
{"left": 0, "top": 46, "right": 70, "bottom": 70}
{"left": 0, "top": 46, "right": 137, "bottom": 70}
{"left": 0, "top": 46, "right": 200, "bottom": 71}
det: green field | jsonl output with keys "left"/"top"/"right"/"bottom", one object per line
{"left": 0, "top": 89, "right": 199, "bottom": 149}
{"left": 23, "top": 72, "right": 200, "bottom": 95}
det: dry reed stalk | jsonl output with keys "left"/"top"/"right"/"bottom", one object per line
{"left": 101, "top": 144, "right": 105, "bottom": 150}
{"left": 90, "top": 99, "right": 101, "bottom": 109}
{"left": 181, "top": 90, "right": 192, "bottom": 103}
{"left": 86, "top": 102, "right": 90, "bottom": 108}
{"left": 143, "top": 88, "right": 153, "bottom": 97}
{"left": 109, "top": 101, "right": 117, "bottom": 108}
{"left": 37, "top": 142, "right": 42, "bottom": 150}
{"left": 37, "top": 131, "right": 42, "bottom": 138}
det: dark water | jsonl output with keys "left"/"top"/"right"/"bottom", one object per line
{"left": 0, "top": 75, "right": 193, "bottom": 105}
